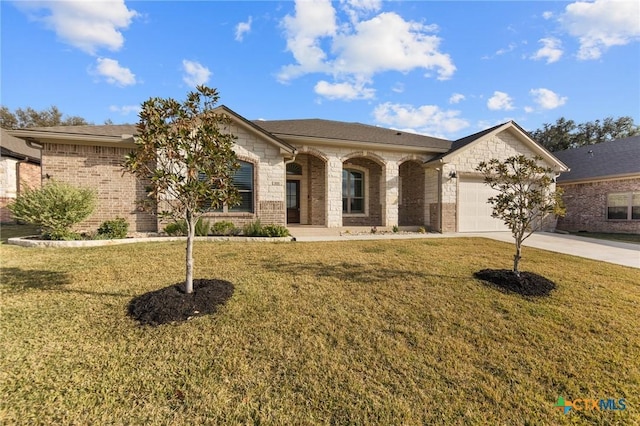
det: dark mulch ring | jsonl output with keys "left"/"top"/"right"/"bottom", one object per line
{"left": 128, "top": 279, "right": 234, "bottom": 326}
{"left": 474, "top": 269, "right": 557, "bottom": 297}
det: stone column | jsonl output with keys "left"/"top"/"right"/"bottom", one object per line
{"left": 326, "top": 156, "right": 343, "bottom": 227}
{"left": 383, "top": 160, "right": 399, "bottom": 227}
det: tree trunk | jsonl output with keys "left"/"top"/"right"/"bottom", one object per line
{"left": 185, "top": 211, "right": 195, "bottom": 294}
{"left": 513, "top": 239, "right": 522, "bottom": 277}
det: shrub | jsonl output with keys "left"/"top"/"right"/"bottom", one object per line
{"left": 242, "top": 220, "right": 263, "bottom": 237}
{"left": 418, "top": 226, "right": 426, "bottom": 234}
{"left": 164, "top": 218, "right": 210, "bottom": 236}
{"left": 97, "top": 217, "right": 129, "bottom": 239}
{"left": 392, "top": 225, "right": 399, "bottom": 233}
{"left": 164, "top": 220, "right": 187, "bottom": 236}
{"left": 211, "top": 221, "right": 239, "bottom": 236}
{"left": 8, "top": 180, "right": 95, "bottom": 240}
{"left": 261, "top": 224, "right": 290, "bottom": 237}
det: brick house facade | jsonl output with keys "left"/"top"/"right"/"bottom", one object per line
{"left": 554, "top": 137, "right": 640, "bottom": 235}
{"left": 1, "top": 128, "right": 42, "bottom": 223}
{"left": 9, "top": 108, "right": 568, "bottom": 234}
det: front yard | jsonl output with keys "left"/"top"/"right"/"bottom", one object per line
{"left": 1, "top": 238, "right": 638, "bottom": 424}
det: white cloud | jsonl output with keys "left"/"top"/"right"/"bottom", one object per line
{"left": 560, "top": 0, "right": 640, "bottom": 60}
{"left": 94, "top": 58, "right": 136, "bottom": 86}
{"left": 487, "top": 91, "right": 514, "bottom": 111}
{"left": 495, "top": 42, "right": 517, "bottom": 56}
{"left": 373, "top": 102, "right": 469, "bottom": 137}
{"left": 314, "top": 80, "right": 375, "bottom": 100}
{"left": 449, "top": 93, "right": 465, "bottom": 104}
{"left": 391, "top": 83, "right": 404, "bottom": 93}
{"left": 182, "top": 60, "right": 211, "bottom": 87}
{"left": 109, "top": 105, "right": 141, "bottom": 115}
{"left": 17, "top": 0, "right": 137, "bottom": 55}
{"left": 279, "top": 0, "right": 455, "bottom": 100}
{"left": 542, "top": 11, "right": 554, "bottom": 20}
{"left": 530, "top": 88, "right": 567, "bottom": 110}
{"left": 235, "top": 16, "right": 252, "bottom": 41}
{"left": 531, "top": 37, "right": 563, "bottom": 63}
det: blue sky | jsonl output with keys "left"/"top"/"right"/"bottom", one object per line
{"left": 1, "top": 0, "right": 639, "bottom": 139}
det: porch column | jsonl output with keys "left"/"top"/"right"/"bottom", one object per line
{"left": 326, "top": 156, "right": 343, "bottom": 227}
{"left": 383, "top": 160, "right": 399, "bottom": 227}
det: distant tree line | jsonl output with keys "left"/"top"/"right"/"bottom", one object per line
{"left": 530, "top": 116, "right": 640, "bottom": 152}
{"left": 0, "top": 105, "right": 110, "bottom": 129}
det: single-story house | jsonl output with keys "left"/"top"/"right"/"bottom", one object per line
{"left": 0, "top": 128, "right": 42, "bottom": 223}
{"left": 8, "top": 106, "right": 568, "bottom": 234}
{"left": 554, "top": 136, "right": 640, "bottom": 234}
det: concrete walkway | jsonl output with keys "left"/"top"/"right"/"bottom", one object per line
{"left": 289, "top": 227, "right": 640, "bottom": 269}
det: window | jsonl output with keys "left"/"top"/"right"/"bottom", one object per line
{"left": 607, "top": 192, "right": 640, "bottom": 220}
{"left": 200, "top": 160, "right": 254, "bottom": 213}
{"left": 342, "top": 169, "right": 364, "bottom": 214}
{"left": 286, "top": 162, "right": 302, "bottom": 175}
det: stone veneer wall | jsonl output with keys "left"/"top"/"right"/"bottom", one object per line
{"left": 442, "top": 130, "right": 557, "bottom": 233}
{"left": 399, "top": 160, "right": 425, "bottom": 226}
{"left": 557, "top": 177, "right": 640, "bottom": 234}
{"left": 41, "top": 143, "right": 156, "bottom": 233}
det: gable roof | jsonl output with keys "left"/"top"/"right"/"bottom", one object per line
{"left": 554, "top": 136, "right": 640, "bottom": 183}
{"left": 7, "top": 105, "right": 297, "bottom": 154}
{"left": 425, "top": 120, "right": 568, "bottom": 171}
{"left": 1, "top": 128, "right": 41, "bottom": 163}
{"left": 253, "top": 118, "right": 451, "bottom": 151}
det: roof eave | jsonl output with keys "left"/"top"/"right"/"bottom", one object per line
{"left": 9, "top": 129, "right": 135, "bottom": 148}
{"left": 557, "top": 172, "right": 640, "bottom": 185}
{"left": 275, "top": 134, "right": 450, "bottom": 154}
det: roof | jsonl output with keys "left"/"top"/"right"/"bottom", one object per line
{"left": 425, "top": 121, "right": 568, "bottom": 172}
{"left": 1, "top": 128, "right": 41, "bottom": 163}
{"left": 253, "top": 118, "right": 452, "bottom": 151}
{"left": 554, "top": 136, "right": 640, "bottom": 183}
{"left": 25, "top": 124, "right": 137, "bottom": 137}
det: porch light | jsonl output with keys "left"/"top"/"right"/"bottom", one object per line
{"left": 448, "top": 171, "right": 457, "bottom": 179}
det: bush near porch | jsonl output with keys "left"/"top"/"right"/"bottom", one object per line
{"left": 1, "top": 239, "right": 638, "bottom": 424}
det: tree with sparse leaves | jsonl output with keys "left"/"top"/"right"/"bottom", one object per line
{"left": 123, "top": 85, "right": 240, "bottom": 294}
{"left": 476, "top": 155, "right": 565, "bottom": 275}
{"left": 1, "top": 105, "right": 91, "bottom": 129}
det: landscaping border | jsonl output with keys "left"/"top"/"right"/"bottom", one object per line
{"left": 7, "top": 235, "right": 293, "bottom": 248}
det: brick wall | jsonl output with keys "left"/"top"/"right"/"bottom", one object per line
{"left": 18, "top": 162, "right": 41, "bottom": 191}
{"left": 0, "top": 158, "right": 41, "bottom": 223}
{"left": 557, "top": 177, "right": 640, "bottom": 234}
{"left": 399, "top": 160, "right": 425, "bottom": 226}
{"left": 41, "top": 143, "right": 156, "bottom": 233}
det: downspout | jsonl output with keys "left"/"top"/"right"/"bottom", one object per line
{"left": 436, "top": 167, "right": 443, "bottom": 233}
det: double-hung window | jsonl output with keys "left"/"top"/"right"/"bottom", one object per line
{"left": 200, "top": 160, "right": 254, "bottom": 213}
{"left": 607, "top": 192, "right": 639, "bottom": 220}
{"left": 342, "top": 169, "right": 364, "bottom": 214}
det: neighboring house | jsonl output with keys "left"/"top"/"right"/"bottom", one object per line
{"left": 8, "top": 106, "right": 567, "bottom": 233}
{"left": 554, "top": 137, "right": 640, "bottom": 234}
{"left": 0, "top": 128, "right": 42, "bottom": 223}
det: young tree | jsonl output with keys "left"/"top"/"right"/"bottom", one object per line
{"left": 476, "top": 155, "right": 565, "bottom": 275}
{"left": 123, "top": 85, "right": 240, "bottom": 294}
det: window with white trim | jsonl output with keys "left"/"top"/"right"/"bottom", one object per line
{"left": 342, "top": 169, "right": 364, "bottom": 214}
{"left": 607, "top": 192, "right": 639, "bottom": 220}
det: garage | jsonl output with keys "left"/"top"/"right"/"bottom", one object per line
{"left": 458, "top": 178, "right": 509, "bottom": 232}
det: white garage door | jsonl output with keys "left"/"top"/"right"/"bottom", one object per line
{"left": 458, "top": 178, "right": 509, "bottom": 232}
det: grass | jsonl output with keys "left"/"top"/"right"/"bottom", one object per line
{"left": 1, "top": 238, "right": 638, "bottom": 425}
{"left": 569, "top": 231, "right": 640, "bottom": 245}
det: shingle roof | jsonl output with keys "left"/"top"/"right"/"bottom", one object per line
{"left": 554, "top": 136, "right": 640, "bottom": 182}
{"left": 1, "top": 128, "right": 41, "bottom": 162}
{"left": 253, "top": 119, "right": 452, "bottom": 150}
{"left": 25, "top": 124, "right": 137, "bottom": 137}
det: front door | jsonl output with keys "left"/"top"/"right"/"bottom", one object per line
{"left": 286, "top": 180, "right": 300, "bottom": 223}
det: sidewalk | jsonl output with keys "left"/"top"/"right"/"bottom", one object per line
{"left": 289, "top": 227, "right": 640, "bottom": 269}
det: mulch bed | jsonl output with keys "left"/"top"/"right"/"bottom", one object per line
{"left": 128, "top": 279, "right": 234, "bottom": 326}
{"left": 473, "top": 269, "right": 556, "bottom": 297}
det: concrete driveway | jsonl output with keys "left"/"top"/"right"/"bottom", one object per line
{"left": 289, "top": 227, "right": 639, "bottom": 269}
{"left": 466, "top": 232, "right": 639, "bottom": 269}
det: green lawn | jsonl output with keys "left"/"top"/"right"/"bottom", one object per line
{"left": 1, "top": 239, "right": 638, "bottom": 425}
